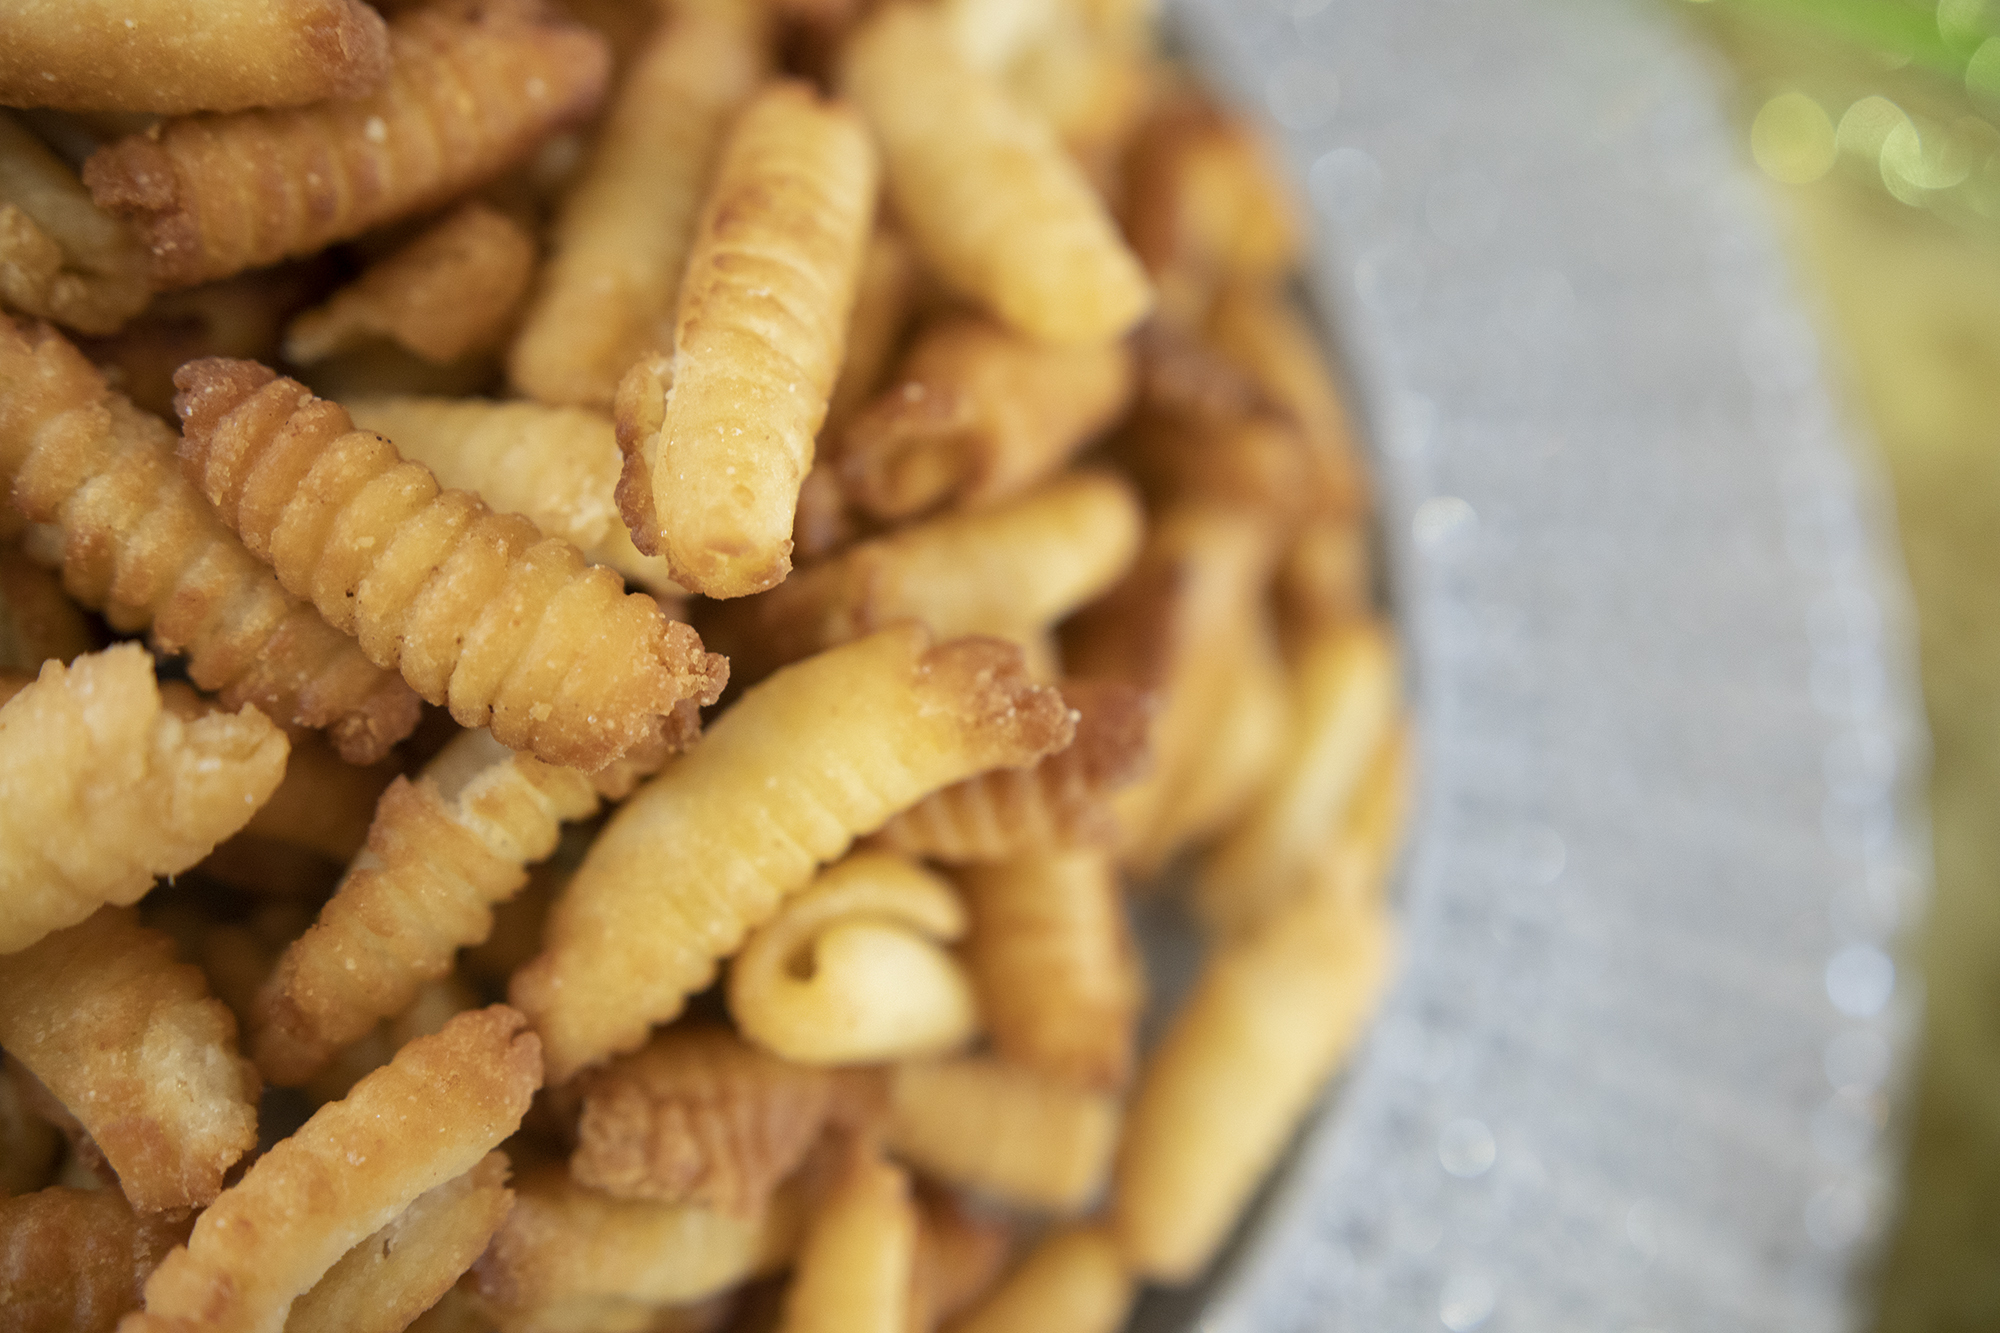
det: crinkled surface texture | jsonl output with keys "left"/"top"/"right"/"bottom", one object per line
{"left": 0, "top": 1187, "right": 192, "bottom": 1333}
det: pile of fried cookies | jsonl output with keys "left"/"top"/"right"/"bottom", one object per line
{"left": 0, "top": 2, "right": 1408, "bottom": 1330}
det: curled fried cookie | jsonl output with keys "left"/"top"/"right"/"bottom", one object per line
{"left": 0, "top": 1187, "right": 192, "bottom": 1333}
{"left": 472, "top": 1165, "right": 805, "bottom": 1333}
{"left": 173, "top": 359, "right": 726, "bottom": 771}
{"left": 942, "top": 1226, "right": 1132, "bottom": 1333}
{"left": 285, "top": 1152, "right": 514, "bottom": 1333}
{"left": 254, "top": 729, "right": 611, "bottom": 1087}
{"left": 284, "top": 202, "right": 535, "bottom": 366}
{"left": 512, "top": 626, "right": 1073, "bottom": 1081}
{"left": 0, "top": 908, "right": 260, "bottom": 1213}
{"left": 728, "top": 851, "right": 978, "bottom": 1066}
{"left": 886, "top": 1057, "right": 1118, "bottom": 1214}
{"left": 777, "top": 1134, "right": 916, "bottom": 1333}
{"left": 508, "top": 0, "right": 769, "bottom": 409}
{"left": 82, "top": 1, "right": 608, "bottom": 288}
{"left": 0, "top": 645, "right": 288, "bottom": 954}
{"left": 0, "top": 0, "right": 390, "bottom": 115}
{"left": 838, "top": 315, "right": 1133, "bottom": 523}
{"left": 341, "top": 395, "right": 680, "bottom": 596}
{"left": 124, "top": 1005, "right": 541, "bottom": 1333}
{"left": 571, "top": 1024, "right": 843, "bottom": 1215}
{"left": 956, "top": 850, "right": 1142, "bottom": 1092}
{"left": 871, "top": 679, "right": 1151, "bottom": 864}
{"left": 614, "top": 80, "right": 877, "bottom": 598}
{"left": 840, "top": 3, "right": 1150, "bottom": 344}
{"left": 0, "top": 112, "right": 150, "bottom": 336}
{"left": 0, "top": 318, "right": 421, "bottom": 762}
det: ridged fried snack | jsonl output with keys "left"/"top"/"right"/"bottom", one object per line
{"left": 706, "top": 470, "right": 1144, "bottom": 685}
{"left": 942, "top": 1226, "right": 1133, "bottom": 1333}
{"left": 0, "top": 0, "right": 390, "bottom": 115}
{"left": 0, "top": 319, "right": 420, "bottom": 762}
{"left": 284, "top": 201, "right": 535, "bottom": 366}
{"left": 614, "top": 80, "right": 877, "bottom": 598}
{"left": 0, "top": 645, "right": 288, "bottom": 955}
{"left": 123, "top": 1005, "right": 541, "bottom": 1333}
{"left": 472, "top": 1166, "right": 805, "bottom": 1333}
{"left": 81, "top": 1, "right": 609, "bottom": 288}
{"left": 253, "top": 728, "right": 612, "bottom": 1087}
{"left": 728, "top": 851, "right": 978, "bottom": 1066}
{"left": 870, "top": 679, "right": 1151, "bottom": 864}
{"left": 571, "top": 1024, "right": 847, "bottom": 1214}
{"left": 839, "top": 3, "right": 1151, "bottom": 344}
{"left": 0, "top": 112, "right": 150, "bottom": 336}
{"left": 173, "top": 359, "right": 727, "bottom": 771}
{"left": 885, "top": 1058, "right": 1119, "bottom": 1214}
{"left": 513, "top": 625, "right": 1074, "bottom": 1081}
{"left": 0, "top": 547, "right": 96, "bottom": 673}
{"left": 956, "top": 850, "right": 1142, "bottom": 1092}
{"left": 340, "top": 395, "right": 680, "bottom": 596}
{"left": 508, "top": 0, "right": 768, "bottom": 409}
{"left": 776, "top": 1135, "right": 916, "bottom": 1333}
{"left": 0, "top": 908, "right": 260, "bottom": 1214}
{"left": 285, "top": 1153, "right": 514, "bottom": 1333}
{"left": 0, "top": 1187, "right": 192, "bottom": 1333}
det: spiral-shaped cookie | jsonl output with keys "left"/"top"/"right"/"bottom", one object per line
{"left": 173, "top": 358, "right": 727, "bottom": 772}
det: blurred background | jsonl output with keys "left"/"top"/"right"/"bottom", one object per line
{"left": 1680, "top": 1, "right": 2000, "bottom": 1325}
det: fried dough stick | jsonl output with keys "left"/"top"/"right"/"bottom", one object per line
{"left": 614, "top": 81, "right": 877, "bottom": 598}
{"left": 776, "top": 1135, "right": 917, "bottom": 1333}
{"left": 340, "top": 395, "right": 680, "bottom": 597}
{"left": 123, "top": 1006, "right": 541, "bottom": 1333}
{"left": 0, "top": 645, "right": 288, "bottom": 954}
{"left": 0, "top": 1187, "right": 191, "bottom": 1333}
{"left": 0, "top": 113, "right": 150, "bottom": 336}
{"left": 0, "top": 0, "right": 390, "bottom": 115}
{"left": 512, "top": 625, "right": 1074, "bottom": 1081}
{"left": 173, "top": 360, "right": 727, "bottom": 771}
{"left": 0, "top": 319, "right": 421, "bottom": 762}
{"left": 509, "top": 0, "right": 768, "bottom": 409}
{"left": 82, "top": 2, "right": 609, "bottom": 289}
{"left": 885, "top": 1057, "right": 1118, "bottom": 1214}
{"left": 253, "top": 729, "right": 616, "bottom": 1087}
{"left": 942, "top": 1227, "right": 1133, "bottom": 1333}
{"left": 840, "top": 4, "right": 1151, "bottom": 344}
{"left": 0, "top": 909, "right": 260, "bottom": 1214}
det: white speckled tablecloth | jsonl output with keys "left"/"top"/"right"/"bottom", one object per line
{"left": 1140, "top": 2, "right": 1932, "bottom": 1329}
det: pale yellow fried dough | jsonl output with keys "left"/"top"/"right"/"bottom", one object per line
{"left": 297, "top": 973, "right": 482, "bottom": 1109}
{"left": 472, "top": 1166, "right": 805, "bottom": 1333}
{"left": 1001, "top": 7, "right": 1152, "bottom": 191}
{"left": 512, "top": 626, "right": 1073, "bottom": 1082}
{"left": 728, "top": 851, "right": 978, "bottom": 1067}
{"left": 941, "top": 1226, "right": 1131, "bottom": 1333}
{"left": 885, "top": 1058, "right": 1118, "bottom": 1214}
{"left": 838, "top": 315, "right": 1133, "bottom": 523}
{"left": 341, "top": 395, "right": 681, "bottom": 596}
{"left": 0, "top": 113, "right": 150, "bottom": 336}
{"left": 614, "top": 81, "right": 877, "bottom": 599}
{"left": 906, "top": 1188, "right": 1011, "bottom": 1333}
{"left": 0, "top": 319, "right": 421, "bottom": 762}
{"left": 0, "top": 646, "right": 288, "bottom": 954}
{"left": 1112, "top": 882, "right": 1395, "bottom": 1280}
{"left": 870, "top": 678, "right": 1150, "bottom": 864}
{"left": 1197, "top": 619, "right": 1399, "bottom": 935}
{"left": 0, "top": 1187, "right": 192, "bottom": 1333}
{"left": 285, "top": 202, "right": 535, "bottom": 366}
{"left": 956, "top": 850, "right": 1141, "bottom": 1092}
{"left": 284, "top": 1152, "right": 514, "bottom": 1333}
{"left": 172, "top": 360, "right": 727, "bottom": 771}
{"left": 0, "top": 908, "right": 260, "bottom": 1213}
{"left": 706, "top": 470, "right": 1143, "bottom": 684}
{"left": 571, "top": 1024, "right": 842, "bottom": 1215}
{"left": 821, "top": 228, "right": 919, "bottom": 448}
{"left": 236, "top": 733, "right": 397, "bottom": 865}
{"left": 508, "top": 0, "right": 768, "bottom": 409}
{"left": 0, "top": 546, "right": 96, "bottom": 672}
{"left": 254, "top": 728, "right": 608, "bottom": 1087}
{"left": 839, "top": 4, "right": 1151, "bottom": 344}
{"left": 81, "top": 2, "right": 609, "bottom": 289}
{"left": 123, "top": 1005, "right": 541, "bottom": 1333}
{"left": 776, "top": 1135, "right": 916, "bottom": 1333}
{"left": 0, "top": 0, "right": 390, "bottom": 115}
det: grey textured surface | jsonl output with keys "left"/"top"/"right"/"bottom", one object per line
{"left": 1153, "top": 1, "right": 1931, "bottom": 1329}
